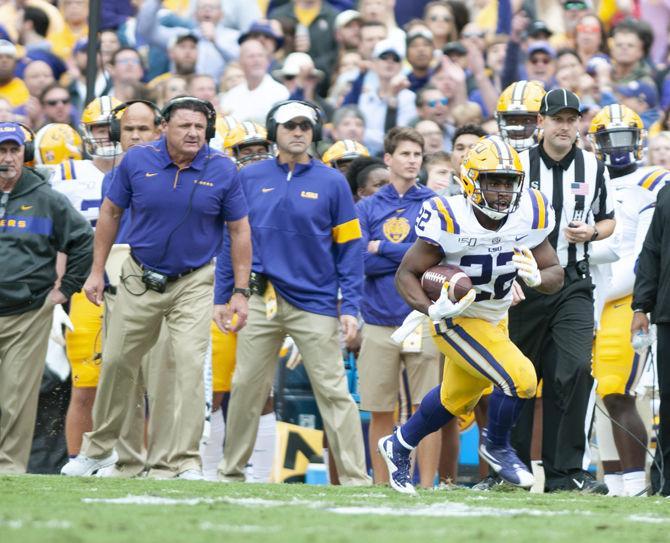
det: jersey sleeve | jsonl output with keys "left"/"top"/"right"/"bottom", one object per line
{"left": 524, "top": 189, "right": 555, "bottom": 248}
{"left": 415, "top": 196, "right": 460, "bottom": 252}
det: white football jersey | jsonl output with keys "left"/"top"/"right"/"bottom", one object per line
{"left": 50, "top": 159, "right": 105, "bottom": 226}
{"left": 416, "top": 189, "right": 555, "bottom": 323}
{"left": 592, "top": 165, "right": 669, "bottom": 314}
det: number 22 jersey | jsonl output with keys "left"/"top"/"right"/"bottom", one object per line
{"left": 416, "top": 189, "right": 555, "bottom": 324}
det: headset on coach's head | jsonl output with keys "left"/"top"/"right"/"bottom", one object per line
{"left": 265, "top": 100, "right": 323, "bottom": 142}
{"left": 108, "top": 100, "right": 164, "bottom": 143}
{"left": 160, "top": 96, "right": 217, "bottom": 141}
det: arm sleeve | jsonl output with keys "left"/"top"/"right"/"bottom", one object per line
{"left": 331, "top": 177, "right": 364, "bottom": 316}
{"left": 214, "top": 228, "right": 235, "bottom": 305}
{"left": 105, "top": 154, "right": 133, "bottom": 209}
{"left": 222, "top": 165, "right": 248, "bottom": 222}
{"left": 136, "top": 0, "right": 184, "bottom": 49}
{"left": 358, "top": 201, "right": 400, "bottom": 277}
{"left": 592, "top": 163, "right": 615, "bottom": 221}
{"left": 52, "top": 193, "right": 94, "bottom": 298}
{"left": 632, "top": 195, "right": 665, "bottom": 312}
{"left": 342, "top": 70, "right": 366, "bottom": 106}
{"left": 496, "top": 0, "right": 512, "bottom": 34}
{"left": 501, "top": 40, "right": 521, "bottom": 91}
{"left": 378, "top": 241, "right": 412, "bottom": 263}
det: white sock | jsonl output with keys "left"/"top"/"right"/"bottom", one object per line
{"left": 604, "top": 473, "right": 624, "bottom": 496}
{"left": 623, "top": 470, "right": 647, "bottom": 497}
{"left": 248, "top": 412, "right": 276, "bottom": 483}
{"left": 200, "top": 409, "right": 225, "bottom": 481}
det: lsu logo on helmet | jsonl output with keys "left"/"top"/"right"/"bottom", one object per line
{"left": 588, "top": 104, "right": 645, "bottom": 169}
{"left": 34, "top": 123, "right": 83, "bottom": 165}
{"left": 496, "top": 81, "right": 546, "bottom": 152}
{"left": 80, "top": 96, "right": 122, "bottom": 158}
{"left": 459, "top": 136, "right": 525, "bottom": 220}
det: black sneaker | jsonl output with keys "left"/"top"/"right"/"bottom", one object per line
{"left": 471, "top": 474, "right": 504, "bottom": 491}
{"left": 549, "top": 471, "right": 608, "bottom": 494}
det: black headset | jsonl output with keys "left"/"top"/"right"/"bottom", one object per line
{"left": 161, "top": 96, "right": 217, "bottom": 141}
{"left": 108, "top": 100, "right": 164, "bottom": 143}
{"left": 265, "top": 99, "right": 323, "bottom": 143}
{"left": 18, "top": 123, "right": 35, "bottom": 163}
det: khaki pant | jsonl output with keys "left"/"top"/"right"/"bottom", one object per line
{"left": 0, "top": 298, "right": 53, "bottom": 473}
{"left": 219, "top": 293, "right": 370, "bottom": 485}
{"left": 81, "top": 256, "right": 213, "bottom": 473}
{"left": 102, "top": 293, "right": 178, "bottom": 477}
{"left": 358, "top": 322, "right": 440, "bottom": 412}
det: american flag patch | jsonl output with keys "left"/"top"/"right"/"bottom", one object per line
{"left": 570, "top": 182, "right": 589, "bottom": 195}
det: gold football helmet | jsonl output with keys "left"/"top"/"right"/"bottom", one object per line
{"left": 223, "top": 121, "right": 273, "bottom": 166}
{"left": 588, "top": 104, "right": 645, "bottom": 169}
{"left": 80, "top": 96, "right": 122, "bottom": 158}
{"left": 213, "top": 115, "right": 240, "bottom": 154}
{"left": 34, "top": 123, "right": 83, "bottom": 165}
{"left": 495, "top": 81, "right": 546, "bottom": 152}
{"left": 322, "top": 139, "right": 370, "bottom": 170}
{"left": 460, "top": 136, "right": 525, "bottom": 220}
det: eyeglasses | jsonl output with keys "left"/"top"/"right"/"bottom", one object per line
{"left": 44, "top": 97, "right": 70, "bottom": 106}
{"left": 379, "top": 52, "right": 401, "bottom": 62}
{"left": 564, "top": 1, "right": 588, "bottom": 9}
{"left": 429, "top": 15, "right": 453, "bottom": 22}
{"left": 115, "top": 58, "right": 142, "bottom": 66}
{"left": 529, "top": 56, "right": 551, "bottom": 65}
{"left": 462, "top": 31, "right": 486, "bottom": 39}
{"left": 282, "top": 120, "right": 312, "bottom": 131}
{"left": 426, "top": 98, "right": 449, "bottom": 107}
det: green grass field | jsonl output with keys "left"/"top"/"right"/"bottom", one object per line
{"left": 1, "top": 475, "right": 669, "bottom": 543}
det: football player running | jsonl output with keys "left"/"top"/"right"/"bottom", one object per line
{"left": 378, "top": 136, "right": 564, "bottom": 494}
{"left": 588, "top": 104, "right": 670, "bottom": 496}
{"left": 47, "top": 96, "right": 121, "bottom": 457}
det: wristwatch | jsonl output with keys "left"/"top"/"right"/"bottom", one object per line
{"left": 590, "top": 225, "right": 599, "bottom": 241}
{"left": 232, "top": 287, "right": 251, "bottom": 298}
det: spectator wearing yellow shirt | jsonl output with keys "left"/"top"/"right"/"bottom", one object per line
{"left": 49, "top": 0, "right": 88, "bottom": 61}
{"left": 0, "top": 41, "right": 29, "bottom": 109}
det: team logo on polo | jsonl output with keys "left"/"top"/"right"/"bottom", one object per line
{"left": 383, "top": 217, "right": 410, "bottom": 243}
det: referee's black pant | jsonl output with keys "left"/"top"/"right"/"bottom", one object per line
{"left": 652, "top": 323, "right": 670, "bottom": 495}
{"left": 508, "top": 270, "right": 595, "bottom": 484}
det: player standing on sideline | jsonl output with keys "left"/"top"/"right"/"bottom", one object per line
{"left": 496, "top": 80, "right": 546, "bottom": 152}
{"left": 47, "top": 97, "right": 121, "bottom": 458}
{"left": 356, "top": 127, "right": 441, "bottom": 488}
{"left": 61, "top": 97, "right": 251, "bottom": 478}
{"left": 588, "top": 104, "right": 670, "bottom": 496}
{"left": 216, "top": 100, "right": 370, "bottom": 486}
{"left": 378, "top": 136, "right": 564, "bottom": 494}
{"left": 0, "top": 122, "right": 93, "bottom": 473}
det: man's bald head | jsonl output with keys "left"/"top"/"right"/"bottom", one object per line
{"left": 119, "top": 101, "right": 162, "bottom": 151}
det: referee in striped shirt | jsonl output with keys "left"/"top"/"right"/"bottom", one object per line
{"left": 509, "top": 89, "right": 616, "bottom": 493}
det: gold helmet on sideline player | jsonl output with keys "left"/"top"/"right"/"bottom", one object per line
{"left": 322, "top": 139, "right": 370, "bottom": 173}
{"left": 80, "top": 96, "right": 122, "bottom": 158}
{"left": 34, "top": 123, "right": 83, "bottom": 165}
{"left": 495, "top": 81, "right": 546, "bottom": 152}
{"left": 588, "top": 104, "right": 645, "bottom": 169}
{"left": 223, "top": 120, "right": 273, "bottom": 166}
{"left": 460, "top": 136, "right": 525, "bottom": 220}
{"left": 214, "top": 115, "right": 241, "bottom": 154}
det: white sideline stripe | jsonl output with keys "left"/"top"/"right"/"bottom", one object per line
{"left": 328, "top": 504, "right": 582, "bottom": 518}
{"left": 0, "top": 519, "right": 72, "bottom": 529}
{"left": 199, "top": 522, "right": 280, "bottom": 532}
{"left": 82, "top": 495, "right": 323, "bottom": 507}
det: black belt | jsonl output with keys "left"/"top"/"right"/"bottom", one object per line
{"left": 130, "top": 253, "right": 201, "bottom": 282}
{"left": 564, "top": 259, "right": 589, "bottom": 281}
{"left": 104, "top": 285, "right": 117, "bottom": 295}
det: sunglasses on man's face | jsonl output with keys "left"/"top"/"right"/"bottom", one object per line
{"left": 529, "top": 56, "right": 551, "bottom": 65}
{"left": 426, "top": 98, "right": 449, "bottom": 107}
{"left": 44, "top": 97, "right": 70, "bottom": 106}
{"left": 282, "top": 120, "right": 312, "bottom": 131}
{"left": 564, "top": 1, "right": 588, "bottom": 10}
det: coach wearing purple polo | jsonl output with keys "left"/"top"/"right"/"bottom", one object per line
{"left": 62, "top": 97, "right": 252, "bottom": 478}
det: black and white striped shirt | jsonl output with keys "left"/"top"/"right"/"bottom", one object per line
{"left": 519, "top": 144, "right": 615, "bottom": 268}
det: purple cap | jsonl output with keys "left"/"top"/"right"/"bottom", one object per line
{"left": 615, "top": 80, "right": 659, "bottom": 108}
{"left": 0, "top": 123, "right": 26, "bottom": 145}
{"left": 527, "top": 41, "right": 556, "bottom": 59}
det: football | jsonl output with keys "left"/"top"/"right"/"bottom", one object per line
{"left": 421, "top": 264, "right": 473, "bottom": 303}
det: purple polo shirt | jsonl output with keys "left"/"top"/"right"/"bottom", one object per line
{"left": 106, "top": 136, "right": 247, "bottom": 275}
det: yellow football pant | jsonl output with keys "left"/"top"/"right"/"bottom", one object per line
{"left": 65, "top": 292, "right": 103, "bottom": 388}
{"left": 431, "top": 317, "right": 537, "bottom": 416}
{"left": 210, "top": 322, "right": 236, "bottom": 394}
{"left": 594, "top": 295, "right": 647, "bottom": 397}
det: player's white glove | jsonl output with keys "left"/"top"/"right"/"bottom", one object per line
{"left": 428, "top": 285, "right": 476, "bottom": 321}
{"left": 512, "top": 245, "right": 541, "bottom": 288}
{"left": 50, "top": 304, "right": 74, "bottom": 346}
